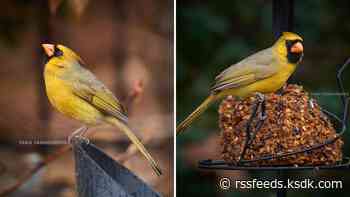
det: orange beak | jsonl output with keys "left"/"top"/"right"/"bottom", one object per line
{"left": 42, "top": 44, "right": 55, "bottom": 57}
{"left": 290, "top": 42, "right": 303, "bottom": 53}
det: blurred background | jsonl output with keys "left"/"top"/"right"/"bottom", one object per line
{"left": 177, "top": 0, "right": 350, "bottom": 196}
{"left": 0, "top": 0, "right": 173, "bottom": 196}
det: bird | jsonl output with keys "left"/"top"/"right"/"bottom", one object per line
{"left": 177, "top": 32, "right": 304, "bottom": 134}
{"left": 42, "top": 43, "right": 162, "bottom": 176}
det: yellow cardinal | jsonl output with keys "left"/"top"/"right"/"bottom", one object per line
{"left": 42, "top": 44, "right": 162, "bottom": 176}
{"left": 177, "top": 32, "right": 304, "bottom": 134}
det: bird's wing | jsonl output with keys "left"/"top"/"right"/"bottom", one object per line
{"left": 211, "top": 48, "right": 278, "bottom": 93}
{"left": 69, "top": 67, "right": 128, "bottom": 123}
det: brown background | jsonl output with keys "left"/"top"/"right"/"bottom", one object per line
{"left": 0, "top": 0, "right": 173, "bottom": 196}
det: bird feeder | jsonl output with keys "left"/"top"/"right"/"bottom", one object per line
{"left": 197, "top": 1, "right": 350, "bottom": 197}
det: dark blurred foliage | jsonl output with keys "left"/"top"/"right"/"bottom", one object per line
{"left": 177, "top": 0, "right": 350, "bottom": 196}
{"left": 0, "top": 0, "right": 173, "bottom": 196}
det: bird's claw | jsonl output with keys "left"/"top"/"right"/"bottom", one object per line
{"left": 67, "top": 135, "right": 90, "bottom": 145}
{"left": 68, "top": 126, "right": 89, "bottom": 144}
{"left": 79, "top": 136, "right": 90, "bottom": 145}
{"left": 255, "top": 92, "right": 265, "bottom": 103}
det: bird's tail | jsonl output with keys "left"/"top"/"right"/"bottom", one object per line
{"left": 105, "top": 117, "right": 162, "bottom": 176}
{"left": 176, "top": 94, "right": 216, "bottom": 135}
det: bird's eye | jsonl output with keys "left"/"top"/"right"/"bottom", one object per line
{"left": 285, "top": 40, "right": 293, "bottom": 49}
{"left": 54, "top": 46, "right": 63, "bottom": 57}
{"left": 54, "top": 49, "right": 63, "bottom": 57}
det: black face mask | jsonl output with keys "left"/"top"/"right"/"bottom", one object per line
{"left": 285, "top": 40, "right": 303, "bottom": 64}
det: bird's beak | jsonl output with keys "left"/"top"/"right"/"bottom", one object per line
{"left": 42, "top": 44, "right": 55, "bottom": 57}
{"left": 290, "top": 42, "right": 303, "bottom": 53}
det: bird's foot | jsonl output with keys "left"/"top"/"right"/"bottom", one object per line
{"left": 68, "top": 134, "right": 90, "bottom": 145}
{"left": 255, "top": 92, "right": 265, "bottom": 103}
{"left": 68, "top": 126, "right": 89, "bottom": 144}
{"left": 78, "top": 136, "right": 90, "bottom": 145}
{"left": 253, "top": 92, "right": 267, "bottom": 123}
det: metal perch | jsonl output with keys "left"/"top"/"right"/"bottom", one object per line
{"left": 72, "top": 137, "right": 162, "bottom": 197}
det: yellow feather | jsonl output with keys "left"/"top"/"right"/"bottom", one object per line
{"left": 43, "top": 44, "right": 162, "bottom": 176}
{"left": 177, "top": 32, "right": 303, "bottom": 134}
